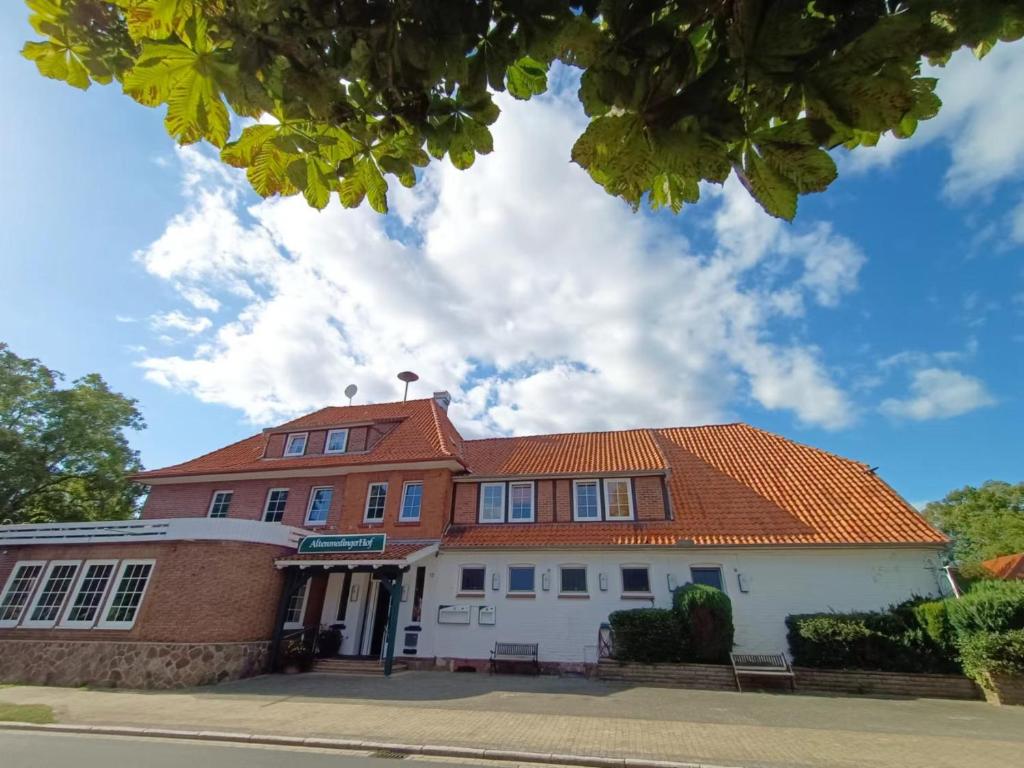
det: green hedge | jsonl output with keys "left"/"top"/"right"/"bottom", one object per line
{"left": 958, "top": 629, "right": 1024, "bottom": 685}
{"left": 674, "top": 584, "right": 734, "bottom": 663}
{"left": 608, "top": 608, "right": 684, "bottom": 663}
{"left": 912, "top": 600, "right": 956, "bottom": 655}
{"left": 948, "top": 580, "right": 1024, "bottom": 635}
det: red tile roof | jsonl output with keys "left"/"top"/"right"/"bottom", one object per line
{"left": 981, "top": 553, "right": 1024, "bottom": 580}
{"left": 135, "top": 399, "right": 463, "bottom": 480}
{"left": 463, "top": 429, "right": 666, "bottom": 476}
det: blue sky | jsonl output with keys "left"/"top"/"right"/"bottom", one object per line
{"left": 2, "top": 8, "right": 1021, "bottom": 509}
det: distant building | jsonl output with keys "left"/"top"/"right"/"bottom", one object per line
{"left": 0, "top": 393, "right": 949, "bottom": 686}
{"left": 981, "top": 553, "right": 1024, "bottom": 580}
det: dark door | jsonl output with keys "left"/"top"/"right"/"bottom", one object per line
{"left": 369, "top": 583, "right": 391, "bottom": 657}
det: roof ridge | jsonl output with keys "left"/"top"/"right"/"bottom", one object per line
{"left": 427, "top": 398, "right": 453, "bottom": 457}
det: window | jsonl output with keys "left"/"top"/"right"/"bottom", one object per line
{"left": 560, "top": 566, "right": 588, "bottom": 595}
{"left": 573, "top": 480, "right": 601, "bottom": 521}
{"left": 325, "top": 429, "right": 349, "bottom": 454}
{"left": 411, "top": 566, "right": 426, "bottom": 623}
{"left": 459, "top": 565, "right": 486, "bottom": 594}
{"left": 621, "top": 566, "right": 652, "bottom": 595}
{"left": 364, "top": 482, "right": 388, "bottom": 521}
{"left": 305, "top": 487, "right": 333, "bottom": 525}
{"left": 690, "top": 566, "right": 724, "bottom": 591}
{"left": 509, "top": 482, "right": 535, "bottom": 522}
{"left": 283, "top": 581, "right": 309, "bottom": 629}
{"left": 263, "top": 488, "right": 289, "bottom": 522}
{"left": 61, "top": 560, "right": 117, "bottom": 628}
{"left": 284, "top": 433, "right": 307, "bottom": 456}
{"left": 400, "top": 482, "right": 423, "bottom": 522}
{"left": 24, "top": 561, "right": 80, "bottom": 628}
{"left": 207, "top": 490, "right": 233, "bottom": 518}
{"left": 508, "top": 566, "right": 535, "bottom": 594}
{"left": 479, "top": 483, "right": 505, "bottom": 523}
{"left": 99, "top": 561, "right": 154, "bottom": 629}
{"left": 0, "top": 561, "right": 45, "bottom": 628}
{"left": 604, "top": 479, "right": 634, "bottom": 520}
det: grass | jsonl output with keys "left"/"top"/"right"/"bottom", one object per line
{"left": 0, "top": 703, "right": 56, "bottom": 724}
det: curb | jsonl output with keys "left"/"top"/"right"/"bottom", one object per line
{"left": 0, "top": 722, "right": 744, "bottom": 768}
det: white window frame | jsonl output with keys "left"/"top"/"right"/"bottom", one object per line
{"left": 324, "top": 428, "right": 350, "bottom": 454}
{"left": 283, "top": 581, "right": 310, "bottom": 630}
{"left": 458, "top": 564, "right": 486, "bottom": 595}
{"left": 508, "top": 481, "right": 535, "bottom": 522}
{"left": 689, "top": 564, "right": 726, "bottom": 592}
{"left": 263, "top": 487, "right": 289, "bottom": 522}
{"left": 304, "top": 486, "right": 334, "bottom": 526}
{"left": 559, "top": 564, "right": 589, "bottom": 595}
{"left": 507, "top": 564, "right": 536, "bottom": 595}
{"left": 207, "top": 489, "right": 233, "bottom": 518}
{"left": 22, "top": 560, "right": 82, "bottom": 629}
{"left": 399, "top": 481, "right": 423, "bottom": 522}
{"left": 364, "top": 482, "right": 389, "bottom": 522}
{"left": 478, "top": 482, "right": 506, "bottom": 523}
{"left": 59, "top": 559, "right": 119, "bottom": 629}
{"left": 0, "top": 560, "right": 46, "bottom": 629}
{"left": 572, "top": 479, "right": 602, "bottom": 521}
{"left": 603, "top": 478, "right": 635, "bottom": 521}
{"left": 97, "top": 559, "right": 156, "bottom": 630}
{"left": 621, "top": 564, "right": 653, "bottom": 597}
{"left": 283, "top": 432, "right": 308, "bottom": 457}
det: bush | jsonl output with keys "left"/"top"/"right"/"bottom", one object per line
{"left": 958, "top": 629, "right": 1024, "bottom": 686}
{"left": 948, "top": 580, "right": 1024, "bottom": 636}
{"left": 609, "top": 608, "right": 683, "bottom": 663}
{"left": 673, "top": 584, "right": 734, "bottom": 663}
{"left": 913, "top": 600, "right": 957, "bottom": 656}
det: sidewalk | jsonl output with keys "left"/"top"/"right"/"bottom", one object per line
{"left": 2, "top": 671, "right": 1022, "bottom": 768}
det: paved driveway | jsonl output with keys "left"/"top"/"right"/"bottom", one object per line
{"left": 2, "top": 671, "right": 1023, "bottom": 768}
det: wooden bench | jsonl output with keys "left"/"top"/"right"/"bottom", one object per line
{"left": 730, "top": 652, "right": 795, "bottom": 692}
{"left": 490, "top": 642, "right": 540, "bottom": 675}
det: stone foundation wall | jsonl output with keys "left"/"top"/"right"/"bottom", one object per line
{"left": 597, "top": 660, "right": 736, "bottom": 690}
{"left": 0, "top": 639, "right": 270, "bottom": 690}
{"left": 981, "top": 673, "right": 1024, "bottom": 706}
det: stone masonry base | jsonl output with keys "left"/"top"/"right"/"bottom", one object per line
{"left": 0, "top": 638, "right": 270, "bottom": 690}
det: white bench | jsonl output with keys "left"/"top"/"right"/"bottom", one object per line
{"left": 490, "top": 642, "right": 540, "bottom": 674}
{"left": 730, "top": 652, "right": 795, "bottom": 692}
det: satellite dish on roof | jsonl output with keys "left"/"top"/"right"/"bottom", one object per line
{"left": 344, "top": 384, "right": 358, "bottom": 405}
{"left": 397, "top": 371, "right": 419, "bottom": 401}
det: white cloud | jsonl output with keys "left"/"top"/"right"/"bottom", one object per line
{"left": 134, "top": 89, "right": 865, "bottom": 432}
{"left": 149, "top": 310, "right": 213, "bottom": 336}
{"left": 880, "top": 368, "right": 996, "bottom": 421}
{"left": 843, "top": 45, "right": 1024, "bottom": 199}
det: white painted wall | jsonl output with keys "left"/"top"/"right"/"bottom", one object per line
{"left": 410, "top": 547, "right": 948, "bottom": 664}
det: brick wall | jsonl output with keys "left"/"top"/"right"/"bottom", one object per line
{"left": 0, "top": 540, "right": 288, "bottom": 643}
{"left": 536, "top": 480, "right": 554, "bottom": 523}
{"left": 635, "top": 476, "right": 667, "bottom": 520}
{"left": 453, "top": 483, "right": 477, "bottom": 525}
{"left": 554, "top": 480, "right": 571, "bottom": 522}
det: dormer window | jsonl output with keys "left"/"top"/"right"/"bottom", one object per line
{"left": 284, "top": 433, "right": 307, "bottom": 457}
{"left": 325, "top": 429, "right": 349, "bottom": 454}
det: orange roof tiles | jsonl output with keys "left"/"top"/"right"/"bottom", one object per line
{"left": 981, "top": 553, "right": 1024, "bottom": 580}
{"left": 135, "top": 399, "right": 463, "bottom": 480}
{"left": 463, "top": 429, "right": 665, "bottom": 475}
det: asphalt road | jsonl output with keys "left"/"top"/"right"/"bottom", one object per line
{"left": 0, "top": 731, "right": 487, "bottom": 768}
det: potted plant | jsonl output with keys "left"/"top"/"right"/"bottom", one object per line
{"left": 279, "top": 636, "right": 314, "bottom": 675}
{"left": 317, "top": 625, "right": 343, "bottom": 658}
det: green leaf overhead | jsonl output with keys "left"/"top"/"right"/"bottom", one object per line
{"left": 20, "top": 0, "right": 1024, "bottom": 219}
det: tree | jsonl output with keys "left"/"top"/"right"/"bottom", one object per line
{"left": 21, "top": 1, "right": 1024, "bottom": 220}
{"left": 0, "top": 343, "right": 145, "bottom": 524}
{"left": 925, "top": 481, "right": 1024, "bottom": 569}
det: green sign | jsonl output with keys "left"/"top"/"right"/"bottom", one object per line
{"left": 298, "top": 533, "right": 387, "bottom": 555}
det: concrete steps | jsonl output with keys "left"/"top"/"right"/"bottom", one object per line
{"left": 311, "top": 658, "right": 408, "bottom": 676}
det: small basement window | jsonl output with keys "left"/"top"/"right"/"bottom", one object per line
{"left": 459, "top": 565, "right": 486, "bottom": 594}
{"left": 690, "top": 566, "right": 724, "bottom": 591}
{"left": 621, "top": 566, "right": 652, "bottom": 595}
{"left": 325, "top": 428, "right": 349, "bottom": 454}
{"left": 284, "top": 433, "right": 308, "bottom": 456}
{"left": 508, "top": 565, "right": 535, "bottom": 594}
{"left": 207, "top": 490, "right": 233, "bottom": 518}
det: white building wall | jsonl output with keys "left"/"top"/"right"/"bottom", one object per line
{"left": 413, "top": 547, "right": 947, "bottom": 664}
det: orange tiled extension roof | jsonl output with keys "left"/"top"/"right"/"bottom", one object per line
{"left": 446, "top": 423, "right": 946, "bottom": 548}
{"left": 135, "top": 399, "right": 463, "bottom": 480}
{"left": 981, "top": 553, "right": 1024, "bottom": 580}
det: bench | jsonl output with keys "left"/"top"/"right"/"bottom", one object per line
{"left": 730, "top": 652, "right": 795, "bottom": 692}
{"left": 490, "top": 642, "right": 540, "bottom": 675}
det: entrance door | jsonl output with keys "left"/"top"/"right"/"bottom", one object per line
{"left": 368, "top": 581, "right": 391, "bottom": 658}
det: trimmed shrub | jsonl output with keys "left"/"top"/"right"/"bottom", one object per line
{"left": 609, "top": 608, "right": 684, "bottom": 663}
{"left": 948, "top": 580, "right": 1024, "bottom": 635}
{"left": 913, "top": 600, "right": 957, "bottom": 656}
{"left": 674, "top": 584, "right": 734, "bottom": 663}
{"left": 958, "top": 629, "right": 1024, "bottom": 687}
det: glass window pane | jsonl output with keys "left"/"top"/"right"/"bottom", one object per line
{"left": 265, "top": 489, "right": 289, "bottom": 522}
{"left": 285, "top": 435, "right": 306, "bottom": 455}
{"left": 307, "top": 488, "right": 333, "bottom": 523}
{"left": 366, "top": 483, "right": 388, "bottom": 520}
{"left": 326, "top": 429, "right": 348, "bottom": 452}
{"left": 575, "top": 482, "right": 600, "bottom": 519}
{"left": 0, "top": 564, "right": 44, "bottom": 623}
{"left": 560, "top": 567, "right": 587, "bottom": 593}
{"left": 508, "top": 566, "right": 535, "bottom": 592}
{"left": 605, "top": 480, "right": 632, "bottom": 519}
{"left": 622, "top": 567, "right": 651, "bottom": 593}
{"left": 66, "top": 563, "right": 115, "bottom": 624}
{"left": 460, "top": 567, "right": 485, "bottom": 592}
{"left": 690, "top": 567, "right": 724, "bottom": 590}
{"left": 285, "top": 582, "right": 308, "bottom": 625}
{"left": 209, "top": 491, "right": 232, "bottom": 518}
{"left": 480, "top": 484, "right": 505, "bottom": 521}
{"left": 30, "top": 564, "right": 79, "bottom": 623}
{"left": 401, "top": 483, "right": 423, "bottom": 520}
{"left": 104, "top": 563, "right": 152, "bottom": 625}
{"left": 509, "top": 483, "right": 533, "bottom": 521}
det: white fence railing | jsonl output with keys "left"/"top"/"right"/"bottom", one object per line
{"left": 0, "top": 517, "right": 305, "bottom": 548}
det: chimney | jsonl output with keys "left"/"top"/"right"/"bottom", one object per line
{"left": 433, "top": 391, "right": 452, "bottom": 413}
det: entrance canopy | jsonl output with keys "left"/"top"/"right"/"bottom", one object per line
{"left": 274, "top": 540, "right": 439, "bottom": 570}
